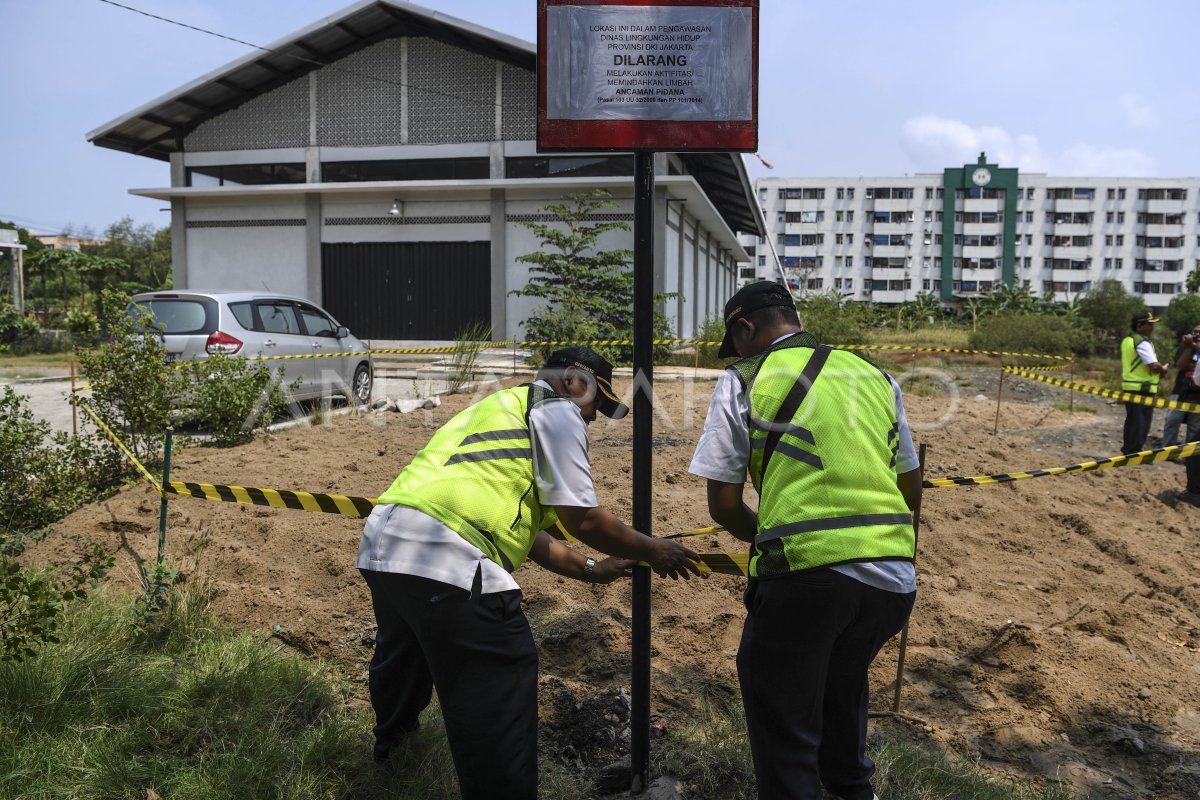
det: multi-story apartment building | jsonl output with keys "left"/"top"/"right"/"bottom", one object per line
{"left": 743, "top": 153, "right": 1198, "bottom": 310}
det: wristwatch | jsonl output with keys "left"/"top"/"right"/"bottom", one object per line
{"left": 582, "top": 557, "right": 597, "bottom": 582}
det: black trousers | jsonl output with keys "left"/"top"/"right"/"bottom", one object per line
{"left": 1122, "top": 397, "right": 1155, "bottom": 454}
{"left": 1185, "top": 412, "right": 1200, "bottom": 493}
{"left": 737, "top": 569, "right": 915, "bottom": 800}
{"left": 360, "top": 569, "right": 538, "bottom": 800}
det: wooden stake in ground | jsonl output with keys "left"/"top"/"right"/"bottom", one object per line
{"left": 70, "top": 359, "right": 77, "bottom": 436}
{"left": 993, "top": 366, "right": 1005, "bottom": 436}
{"left": 892, "top": 442, "right": 926, "bottom": 713}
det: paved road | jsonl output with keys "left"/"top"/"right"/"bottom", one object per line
{"left": 2, "top": 377, "right": 84, "bottom": 435}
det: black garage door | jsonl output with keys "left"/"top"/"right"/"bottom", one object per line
{"left": 321, "top": 242, "right": 491, "bottom": 340}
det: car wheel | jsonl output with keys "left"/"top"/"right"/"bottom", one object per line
{"left": 352, "top": 363, "right": 372, "bottom": 405}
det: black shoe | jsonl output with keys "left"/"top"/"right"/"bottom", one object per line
{"left": 1174, "top": 490, "right": 1200, "bottom": 508}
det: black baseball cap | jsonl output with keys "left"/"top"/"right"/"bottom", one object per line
{"left": 1131, "top": 310, "right": 1160, "bottom": 329}
{"left": 543, "top": 346, "right": 629, "bottom": 419}
{"left": 718, "top": 281, "right": 796, "bottom": 358}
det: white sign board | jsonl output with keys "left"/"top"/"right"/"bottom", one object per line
{"left": 545, "top": 5, "right": 754, "bottom": 122}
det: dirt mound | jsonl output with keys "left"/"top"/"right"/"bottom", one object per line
{"left": 26, "top": 370, "right": 1200, "bottom": 798}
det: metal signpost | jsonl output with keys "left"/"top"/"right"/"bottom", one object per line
{"left": 538, "top": 1, "right": 758, "bottom": 790}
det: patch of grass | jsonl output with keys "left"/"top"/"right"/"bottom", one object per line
{"left": 0, "top": 584, "right": 594, "bottom": 800}
{"left": 873, "top": 738, "right": 1076, "bottom": 800}
{"left": 1052, "top": 402, "right": 1097, "bottom": 414}
{"left": 657, "top": 701, "right": 1075, "bottom": 800}
{"left": 0, "top": 351, "right": 78, "bottom": 372}
{"left": 865, "top": 326, "right": 972, "bottom": 350}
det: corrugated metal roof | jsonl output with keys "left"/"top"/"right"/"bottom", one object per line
{"left": 87, "top": 0, "right": 763, "bottom": 237}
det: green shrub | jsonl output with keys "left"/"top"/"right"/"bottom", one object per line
{"left": 796, "top": 291, "right": 873, "bottom": 346}
{"left": 181, "top": 353, "right": 294, "bottom": 447}
{"left": 0, "top": 300, "right": 38, "bottom": 352}
{"left": 1161, "top": 291, "right": 1200, "bottom": 339}
{"left": 65, "top": 307, "right": 100, "bottom": 344}
{"left": 0, "top": 547, "right": 112, "bottom": 662}
{"left": 1078, "top": 279, "right": 1146, "bottom": 354}
{"left": 75, "top": 289, "right": 188, "bottom": 463}
{"left": 968, "top": 313, "right": 1095, "bottom": 357}
{"left": 0, "top": 387, "right": 125, "bottom": 540}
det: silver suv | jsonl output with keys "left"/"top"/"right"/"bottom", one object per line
{"left": 130, "top": 291, "right": 373, "bottom": 404}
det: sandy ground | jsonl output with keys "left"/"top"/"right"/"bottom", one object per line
{"left": 26, "top": 364, "right": 1200, "bottom": 799}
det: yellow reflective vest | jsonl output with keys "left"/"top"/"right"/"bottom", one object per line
{"left": 378, "top": 384, "right": 564, "bottom": 571}
{"left": 732, "top": 333, "right": 915, "bottom": 579}
{"left": 1121, "top": 334, "right": 1159, "bottom": 394}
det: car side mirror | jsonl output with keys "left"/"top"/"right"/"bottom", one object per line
{"left": 335, "top": 325, "right": 349, "bottom": 338}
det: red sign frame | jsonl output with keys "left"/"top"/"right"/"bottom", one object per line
{"left": 537, "top": 0, "right": 758, "bottom": 152}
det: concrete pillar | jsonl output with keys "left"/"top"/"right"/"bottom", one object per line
{"left": 490, "top": 188, "right": 507, "bottom": 339}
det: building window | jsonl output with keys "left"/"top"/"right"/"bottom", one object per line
{"left": 836, "top": 187, "right": 845, "bottom": 200}
{"left": 846, "top": 233, "right": 854, "bottom": 244}
{"left": 846, "top": 210, "right": 855, "bottom": 223}
{"left": 1118, "top": 212, "right": 1125, "bottom": 223}
{"left": 845, "top": 256, "right": 854, "bottom": 268}
{"left": 1106, "top": 212, "right": 1114, "bottom": 223}
{"left": 504, "top": 156, "right": 631, "bottom": 179}
{"left": 1025, "top": 234, "right": 1032, "bottom": 245}
{"left": 188, "top": 163, "right": 306, "bottom": 186}
{"left": 1026, "top": 187, "right": 1035, "bottom": 200}
{"left": 1107, "top": 188, "right": 1115, "bottom": 200}
{"left": 326, "top": 157, "right": 492, "bottom": 181}
{"left": 925, "top": 187, "right": 934, "bottom": 199}
{"left": 836, "top": 210, "right": 844, "bottom": 222}
{"left": 1023, "top": 257, "right": 1032, "bottom": 268}
{"left": 1025, "top": 211, "right": 1034, "bottom": 223}
{"left": 758, "top": 255, "right": 766, "bottom": 266}
{"left": 846, "top": 188, "right": 855, "bottom": 200}
{"left": 1116, "top": 235, "right": 1124, "bottom": 245}
{"left": 835, "top": 233, "right": 844, "bottom": 244}
{"left": 935, "top": 211, "right": 943, "bottom": 222}
{"left": 1105, "top": 235, "right": 1113, "bottom": 246}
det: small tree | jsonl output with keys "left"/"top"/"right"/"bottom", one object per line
{"left": 510, "top": 189, "right": 673, "bottom": 363}
{"left": 1162, "top": 292, "right": 1200, "bottom": 340}
{"left": 75, "top": 289, "right": 188, "bottom": 463}
{"left": 1078, "top": 279, "right": 1146, "bottom": 354}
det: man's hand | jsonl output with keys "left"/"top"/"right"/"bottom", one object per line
{"left": 591, "top": 557, "right": 637, "bottom": 584}
{"left": 645, "top": 538, "right": 703, "bottom": 580}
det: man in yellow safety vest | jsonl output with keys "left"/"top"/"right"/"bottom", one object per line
{"left": 690, "top": 281, "right": 922, "bottom": 800}
{"left": 358, "top": 346, "right": 700, "bottom": 799}
{"left": 1121, "top": 310, "right": 1169, "bottom": 454}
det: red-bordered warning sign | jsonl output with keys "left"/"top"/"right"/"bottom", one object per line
{"left": 538, "top": 0, "right": 758, "bottom": 152}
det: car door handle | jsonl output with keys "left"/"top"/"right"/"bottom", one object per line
{"left": 311, "top": 341, "right": 322, "bottom": 348}
{"left": 263, "top": 339, "right": 277, "bottom": 347}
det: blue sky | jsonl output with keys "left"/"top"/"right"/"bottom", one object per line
{"left": 2, "top": 0, "right": 1198, "bottom": 235}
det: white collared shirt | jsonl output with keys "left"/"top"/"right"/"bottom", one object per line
{"left": 358, "top": 381, "right": 598, "bottom": 593}
{"left": 688, "top": 335, "right": 918, "bottom": 593}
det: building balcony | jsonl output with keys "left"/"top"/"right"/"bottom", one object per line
{"left": 1141, "top": 247, "right": 1182, "bottom": 259}
{"left": 963, "top": 198, "right": 1001, "bottom": 213}
{"left": 1050, "top": 198, "right": 1094, "bottom": 213}
{"left": 1145, "top": 199, "right": 1186, "bottom": 214}
{"left": 961, "top": 245, "right": 1002, "bottom": 258}
{"left": 1051, "top": 269, "right": 1094, "bottom": 282}
{"left": 870, "top": 245, "right": 909, "bottom": 257}
{"left": 872, "top": 221, "right": 913, "bottom": 232}
{"left": 1051, "top": 246, "right": 1091, "bottom": 258}
{"left": 1053, "top": 222, "right": 1090, "bottom": 236}
{"left": 868, "top": 289, "right": 912, "bottom": 303}
{"left": 872, "top": 198, "right": 915, "bottom": 211}
{"left": 962, "top": 223, "right": 1002, "bottom": 235}
{"left": 1144, "top": 224, "right": 1182, "bottom": 236}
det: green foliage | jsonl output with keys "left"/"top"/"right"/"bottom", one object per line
{"left": 795, "top": 291, "right": 874, "bottom": 346}
{"left": 512, "top": 189, "right": 676, "bottom": 364}
{"left": 180, "top": 353, "right": 294, "bottom": 447}
{"left": 0, "top": 386, "right": 125, "bottom": 539}
{"left": 83, "top": 216, "right": 173, "bottom": 293}
{"left": 65, "top": 307, "right": 100, "bottom": 343}
{"left": 1161, "top": 291, "right": 1200, "bottom": 339}
{"left": 447, "top": 321, "right": 493, "bottom": 394}
{"left": 0, "top": 299, "right": 39, "bottom": 352}
{"left": 968, "top": 313, "right": 1095, "bottom": 357}
{"left": 75, "top": 289, "right": 188, "bottom": 462}
{"left": 0, "top": 546, "right": 112, "bottom": 662}
{"left": 1077, "top": 279, "right": 1147, "bottom": 352}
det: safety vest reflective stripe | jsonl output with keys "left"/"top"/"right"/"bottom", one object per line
{"left": 757, "top": 512, "right": 916, "bottom": 547}
{"left": 459, "top": 428, "right": 529, "bottom": 445}
{"left": 444, "top": 447, "right": 533, "bottom": 466}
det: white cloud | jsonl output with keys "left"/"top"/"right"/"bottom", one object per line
{"left": 899, "top": 115, "right": 1155, "bottom": 176}
{"left": 1120, "top": 94, "right": 1154, "bottom": 129}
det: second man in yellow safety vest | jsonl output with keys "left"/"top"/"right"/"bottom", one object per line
{"left": 690, "top": 281, "right": 922, "bottom": 800}
{"left": 1121, "top": 310, "right": 1169, "bottom": 454}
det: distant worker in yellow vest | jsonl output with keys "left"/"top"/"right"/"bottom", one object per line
{"left": 690, "top": 281, "right": 921, "bottom": 800}
{"left": 357, "top": 346, "right": 700, "bottom": 800}
{"left": 1121, "top": 310, "right": 1169, "bottom": 454}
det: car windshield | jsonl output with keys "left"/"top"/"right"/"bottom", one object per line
{"left": 131, "top": 299, "right": 217, "bottom": 335}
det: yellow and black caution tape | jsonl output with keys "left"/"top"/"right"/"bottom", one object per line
{"left": 1003, "top": 367, "right": 1200, "bottom": 412}
{"left": 925, "top": 441, "right": 1199, "bottom": 487}
{"left": 163, "top": 480, "right": 377, "bottom": 517}
{"left": 76, "top": 400, "right": 162, "bottom": 493}
{"left": 849, "top": 344, "right": 1072, "bottom": 361}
